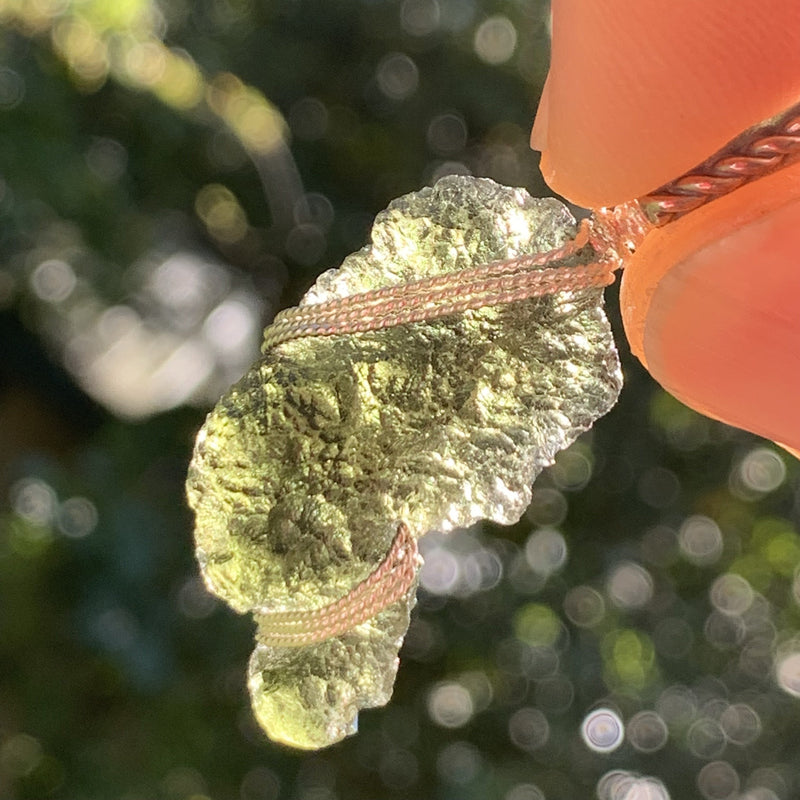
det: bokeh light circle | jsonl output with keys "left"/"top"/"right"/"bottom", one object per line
{"left": 581, "top": 708, "right": 624, "bottom": 753}
{"left": 508, "top": 707, "right": 550, "bottom": 752}
{"left": 30, "top": 259, "right": 76, "bottom": 303}
{"left": 505, "top": 783, "right": 545, "bottom": 800}
{"left": 719, "top": 703, "right": 761, "bottom": 746}
{"left": 597, "top": 770, "right": 670, "bottom": 800}
{"left": 732, "top": 447, "right": 786, "bottom": 496}
{"left": 56, "top": 496, "right": 98, "bottom": 539}
{"left": 697, "top": 761, "right": 739, "bottom": 800}
{"left": 656, "top": 685, "right": 697, "bottom": 726}
{"left": 11, "top": 477, "right": 57, "bottom": 527}
{"left": 426, "top": 112, "right": 467, "bottom": 155}
{"left": 709, "top": 573, "right": 754, "bottom": 616}
{"left": 525, "top": 528, "right": 568, "bottom": 576}
{"left": 473, "top": 15, "right": 517, "bottom": 65}
{"left": 775, "top": 650, "right": 800, "bottom": 697}
{"left": 686, "top": 718, "right": 727, "bottom": 759}
{"left": 401, "top": 0, "right": 440, "bottom": 36}
{"left": 376, "top": 52, "right": 419, "bottom": 100}
{"left": 419, "top": 544, "right": 460, "bottom": 595}
{"left": 564, "top": 585, "right": 606, "bottom": 627}
{"left": 606, "top": 561, "right": 654, "bottom": 610}
{"left": 626, "top": 710, "right": 668, "bottom": 753}
{"left": 678, "top": 515, "right": 723, "bottom": 565}
{"left": 436, "top": 741, "right": 482, "bottom": 785}
{"left": 426, "top": 682, "right": 473, "bottom": 728}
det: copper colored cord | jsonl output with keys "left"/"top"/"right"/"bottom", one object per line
{"left": 264, "top": 228, "right": 618, "bottom": 349}
{"left": 639, "top": 98, "right": 800, "bottom": 225}
{"left": 259, "top": 522, "right": 420, "bottom": 647}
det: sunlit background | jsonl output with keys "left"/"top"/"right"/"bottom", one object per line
{"left": 1, "top": 2, "right": 800, "bottom": 799}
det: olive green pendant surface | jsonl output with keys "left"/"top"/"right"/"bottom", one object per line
{"left": 186, "top": 176, "right": 622, "bottom": 749}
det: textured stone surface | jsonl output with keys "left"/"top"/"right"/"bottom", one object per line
{"left": 186, "top": 176, "right": 623, "bottom": 749}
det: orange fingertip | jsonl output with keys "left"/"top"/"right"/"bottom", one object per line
{"left": 620, "top": 161, "right": 800, "bottom": 452}
{"left": 533, "top": 0, "right": 800, "bottom": 208}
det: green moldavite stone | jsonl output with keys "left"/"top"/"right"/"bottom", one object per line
{"left": 186, "top": 176, "right": 622, "bottom": 749}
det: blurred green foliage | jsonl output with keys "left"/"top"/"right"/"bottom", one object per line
{"left": 1, "top": 2, "right": 799, "bottom": 799}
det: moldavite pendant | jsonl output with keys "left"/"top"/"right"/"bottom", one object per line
{"left": 186, "top": 176, "right": 622, "bottom": 749}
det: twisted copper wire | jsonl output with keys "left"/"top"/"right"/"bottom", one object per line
{"left": 264, "top": 227, "right": 621, "bottom": 348}
{"left": 258, "top": 522, "right": 420, "bottom": 647}
{"left": 639, "top": 98, "right": 800, "bottom": 225}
